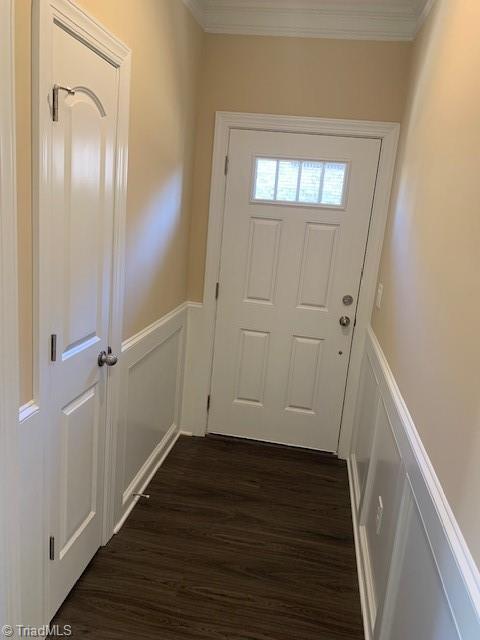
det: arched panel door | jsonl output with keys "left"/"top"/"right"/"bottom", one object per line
{"left": 46, "top": 18, "right": 119, "bottom": 619}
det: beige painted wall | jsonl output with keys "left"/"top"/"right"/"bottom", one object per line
{"left": 187, "top": 34, "right": 412, "bottom": 300}
{"left": 15, "top": 0, "right": 33, "bottom": 407}
{"left": 16, "top": 0, "right": 204, "bottom": 404}
{"left": 372, "top": 0, "right": 480, "bottom": 565}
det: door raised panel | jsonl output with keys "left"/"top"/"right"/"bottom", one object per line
{"left": 60, "top": 386, "right": 99, "bottom": 558}
{"left": 244, "top": 218, "right": 282, "bottom": 304}
{"left": 234, "top": 330, "right": 270, "bottom": 405}
{"left": 47, "top": 16, "right": 119, "bottom": 619}
{"left": 354, "top": 354, "right": 379, "bottom": 503}
{"left": 297, "top": 223, "right": 338, "bottom": 310}
{"left": 286, "top": 336, "right": 324, "bottom": 414}
{"left": 383, "top": 492, "right": 460, "bottom": 640}
{"left": 363, "top": 400, "right": 404, "bottom": 615}
{"left": 63, "top": 101, "right": 105, "bottom": 357}
{"left": 124, "top": 331, "right": 180, "bottom": 493}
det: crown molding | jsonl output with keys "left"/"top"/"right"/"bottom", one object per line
{"left": 414, "top": 0, "right": 437, "bottom": 36}
{"left": 183, "top": 0, "right": 206, "bottom": 29}
{"left": 183, "top": 0, "right": 435, "bottom": 41}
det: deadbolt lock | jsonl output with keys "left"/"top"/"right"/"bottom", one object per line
{"left": 342, "top": 294, "right": 354, "bottom": 306}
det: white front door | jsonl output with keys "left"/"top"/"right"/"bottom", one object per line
{"left": 46, "top": 21, "right": 119, "bottom": 618}
{"left": 208, "top": 129, "right": 381, "bottom": 451}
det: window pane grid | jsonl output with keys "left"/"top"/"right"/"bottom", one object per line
{"left": 253, "top": 157, "right": 347, "bottom": 207}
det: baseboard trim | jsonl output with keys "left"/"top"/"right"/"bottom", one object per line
{"left": 115, "top": 424, "right": 180, "bottom": 534}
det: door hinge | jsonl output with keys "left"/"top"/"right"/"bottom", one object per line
{"left": 215, "top": 282, "right": 220, "bottom": 299}
{"left": 49, "top": 536, "right": 55, "bottom": 561}
{"left": 207, "top": 395, "right": 211, "bottom": 412}
{"left": 50, "top": 334, "right": 57, "bottom": 362}
{"left": 224, "top": 155, "right": 229, "bottom": 175}
{"left": 52, "top": 84, "right": 75, "bottom": 122}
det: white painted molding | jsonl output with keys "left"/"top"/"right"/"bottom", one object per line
{"left": 415, "top": 0, "right": 437, "bottom": 35}
{"left": 118, "top": 424, "right": 180, "bottom": 516}
{"left": 186, "top": 301, "right": 203, "bottom": 310}
{"left": 350, "top": 328, "right": 480, "bottom": 637}
{"left": 183, "top": 0, "right": 432, "bottom": 41}
{"left": 182, "top": 0, "right": 206, "bottom": 28}
{"left": 347, "top": 458, "right": 373, "bottom": 640}
{"left": 19, "top": 401, "right": 41, "bottom": 423}
{"left": 183, "top": 111, "right": 399, "bottom": 454}
{"left": 115, "top": 302, "right": 187, "bottom": 530}
{"left": 45, "top": 0, "right": 130, "bottom": 64}
{"left": 180, "top": 302, "right": 208, "bottom": 436}
{"left": 0, "top": 0, "right": 21, "bottom": 632}
{"left": 366, "top": 328, "right": 480, "bottom": 624}
{"left": 121, "top": 302, "right": 189, "bottom": 352}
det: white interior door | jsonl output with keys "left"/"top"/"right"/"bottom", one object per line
{"left": 208, "top": 129, "right": 381, "bottom": 451}
{"left": 45, "top": 20, "right": 119, "bottom": 618}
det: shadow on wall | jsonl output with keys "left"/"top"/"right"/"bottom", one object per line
{"left": 108, "top": 0, "right": 203, "bottom": 339}
{"left": 52, "top": 0, "right": 203, "bottom": 341}
{"left": 126, "top": 170, "right": 184, "bottom": 335}
{"left": 16, "top": 0, "right": 204, "bottom": 401}
{"left": 371, "top": 0, "right": 480, "bottom": 567}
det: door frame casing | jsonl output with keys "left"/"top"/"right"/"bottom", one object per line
{"left": 196, "top": 112, "right": 399, "bottom": 458}
{"left": 33, "top": 0, "right": 131, "bottom": 587}
{"left": 0, "top": 0, "right": 21, "bottom": 631}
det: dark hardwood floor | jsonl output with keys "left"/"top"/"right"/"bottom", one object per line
{"left": 54, "top": 435, "right": 364, "bottom": 639}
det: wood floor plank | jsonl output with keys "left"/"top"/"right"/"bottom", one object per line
{"left": 54, "top": 435, "right": 364, "bottom": 639}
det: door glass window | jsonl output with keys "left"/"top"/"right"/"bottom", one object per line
{"left": 322, "top": 163, "right": 348, "bottom": 206}
{"left": 276, "top": 160, "right": 300, "bottom": 201}
{"left": 253, "top": 158, "right": 277, "bottom": 200}
{"left": 253, "top": 157, "right": 348, "bottom": 207}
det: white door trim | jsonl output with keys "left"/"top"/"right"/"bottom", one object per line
{"left": 33, "top": 0, "right": 131, "bottom": 563}
{"left": 0, "top": 0, "right": 21, "bottom": 632}
{"left": 0, "top": 0, "right": 21, "bottom": 637}
{"left": 199, "top": 112, "right": 399, "bottom": 457}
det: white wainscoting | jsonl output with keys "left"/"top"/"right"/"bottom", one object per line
{"left": 349, "top": 328, "right": 480, "bottom": 640}
{"left": 18, "top": 403, "right": 44, "bottom": 628}
{"left": 114, "top": 302, "right": 188, "bottom": 531}
{"left": 17, "top": 303, "right": 189, "bottom": 627}
{"left": 181, "top": 301, "right": 208, "bottom": 436}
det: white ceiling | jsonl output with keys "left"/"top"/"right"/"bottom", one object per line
{"left": 183, "top": 0, "right": 435, "bottom": 40}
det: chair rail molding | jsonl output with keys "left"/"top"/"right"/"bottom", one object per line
{"left": 181, "top": 111, "right": 400, "bottom": 459}
{"left": 0, "top": 0, "right": 21, "bottom": 632}
{"left": 349, "top": 327, "right": 480, "bottom": 639}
